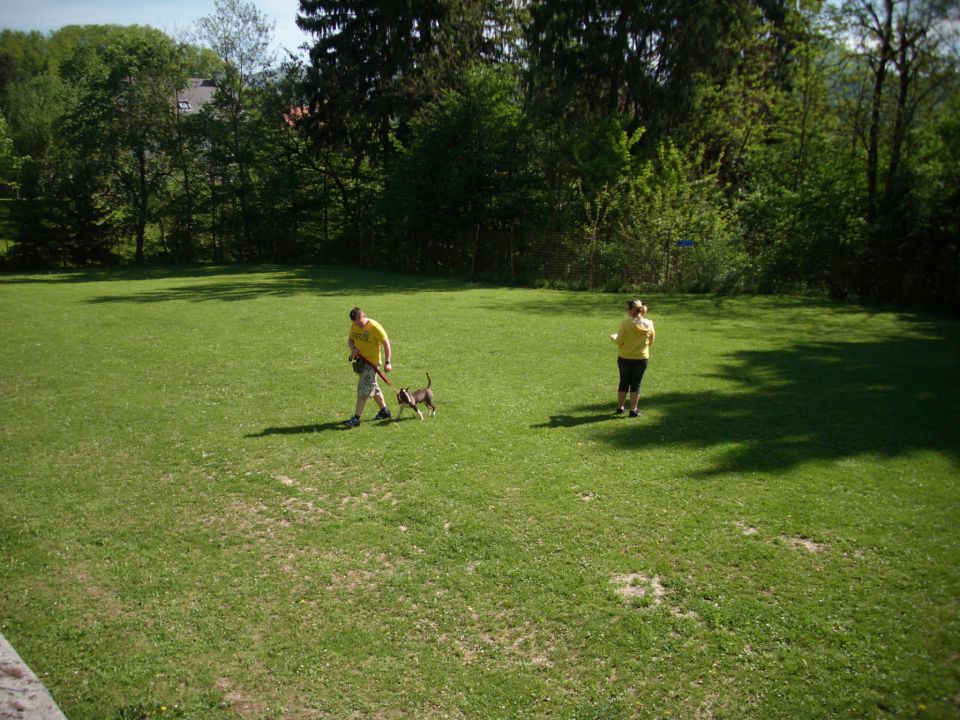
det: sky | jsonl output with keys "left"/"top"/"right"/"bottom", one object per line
{"left": 0, "top": 0, "right": 313, "bottom": 57}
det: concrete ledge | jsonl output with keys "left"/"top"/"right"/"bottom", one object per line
{"left": 0, "top": 632, "right": 67, "bottom": 720}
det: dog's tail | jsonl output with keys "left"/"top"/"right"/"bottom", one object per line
{"left": 426, "top": 371, "right": 431, "bottom": 388}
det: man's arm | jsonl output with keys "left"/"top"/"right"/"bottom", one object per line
{"left": 382, "top": 339, "right": 392, "bottom": 370}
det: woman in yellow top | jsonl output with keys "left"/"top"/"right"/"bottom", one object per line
{"left": 610, "top": 299, "right": 655, "bottom": 417}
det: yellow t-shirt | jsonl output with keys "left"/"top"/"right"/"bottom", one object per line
{"left": 616, "top": 317, "right": 655, "bottom": 359}
{"left": 350, "top": 319, "right": 388, "bottom": 365}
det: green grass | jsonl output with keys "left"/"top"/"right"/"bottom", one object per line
{"left": 1, "top": 265, "right": 958, "bottom": 719}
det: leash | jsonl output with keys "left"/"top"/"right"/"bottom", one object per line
{"left": 354, "top": 352, "right": 393, "bottom": 387}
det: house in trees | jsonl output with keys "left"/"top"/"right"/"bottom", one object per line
{"left": 175, "top": 78, "right": 217, "bottom": 114}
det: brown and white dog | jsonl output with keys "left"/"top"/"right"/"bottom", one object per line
{"left": 396, "top": 372, "right": 436, "bottom": 420}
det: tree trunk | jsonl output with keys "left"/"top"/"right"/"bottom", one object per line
{"left": 174, "top": 106, "right": 194, "bottom": 262}
{"left": 135, "top": 146, "right": 148, "bottom": 264}
{"left": 885, "top": 5, "right": 916, "bottom": 205}
{"left": 866, "top": 0, "right": 894, "bottom": 225}
{"left": 234, "top": 112, "right": 253, "bottom": 261}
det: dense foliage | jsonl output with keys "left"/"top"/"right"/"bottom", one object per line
{"left": 0, "top": 0, "right": 958, "bottom": 309}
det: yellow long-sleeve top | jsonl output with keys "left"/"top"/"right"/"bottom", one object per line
{"left": 615, "top": 317, "right": 655, "bottom": 359}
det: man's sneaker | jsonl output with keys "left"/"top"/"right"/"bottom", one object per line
{"left": 615, "top": 407, "right": 625, "bottom": 415}
{"left": 373, "top": 407, "right": 393, "bottom": 421}
{"left": 629, "top": 410, "right": 643, "bottom": 418}
{"left": 343, "top": 415, "right": 361, "bottom": 428}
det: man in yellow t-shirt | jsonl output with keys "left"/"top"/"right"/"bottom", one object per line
{"left": 610, "top": 299, "right": 655, "bottom": 417}
{"left": 344, "top": 307, "right": 392, "bottom": 427}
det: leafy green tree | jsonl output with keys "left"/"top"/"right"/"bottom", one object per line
{"left": 1, "top": 71, "right": 69, "bottom": 268}
{"left": 0, "top": 30, "right": 46, "bottom": 101}
{"left": 525, "top": 0, "right": 761, "bottom": 140}
{"left": 615, "top": 140, "right": 740, "bottom": 292}
{"left": 198, "top": 0, "right": 276, "bottom": 260}
{"left": 901, "top": 73, "right": 960, "bottom": 310}
{"left": 298, "top": 0, "right": 506, "bottom": 159}
{"left": 0, "top": 111, "right": 23, "bottom": 197}
{"left": 835, "top": 0, "right": 958, "bottom": 301}
{"left": 97, "top": 32, "right": 184, "bottom": 263}
{"left": 382, "top": 64, "right": 537, "bottom": 273}
{"left": 296, "top": 0, "right": 518, "bottom": 263}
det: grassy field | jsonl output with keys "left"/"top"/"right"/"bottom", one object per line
{"left": 1, "top": 265, "right": 958, "bottom": 720}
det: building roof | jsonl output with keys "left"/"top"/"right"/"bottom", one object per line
{"left": 175, "top": 78, "right": 217, "bottom": 114}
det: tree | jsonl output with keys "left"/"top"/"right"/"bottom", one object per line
{"left": 0, "top": 30, "right": 46, "bottom": 101}
{"left": 382, "top": 64, "right": 537, "bottom": 273}
{"left": 298, "top": 0, "right": 504, "bottom": 160}
{"left": 616, "top": 140, "right": 740, "bottom": 292}
{"left": 837, "top": 0, "right": 959, "bottom": 300}
{"left": 0, "top": 111, "right": 23, "bottom": 198}
{"left": 96, "top": 32, "right": 184, "bottom": 263}
{"left": 198, "top": 0, "right": 276, "bottom": 259}
{"left": 524, "top": 0, "right": 760, "bottom": 140}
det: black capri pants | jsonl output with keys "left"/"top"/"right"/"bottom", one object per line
{"left": 617, "top": 357, "right": 649, "bottom": 393}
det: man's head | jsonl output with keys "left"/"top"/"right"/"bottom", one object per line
{"left": 349, "top": 307, "right": 366, "bottom": 325}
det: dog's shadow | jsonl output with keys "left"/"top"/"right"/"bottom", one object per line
{"left": 530, "top": 403, "right": 618, "bottom": 429}
{"left": 246, "top": 421, "right": 346, "bottom": 437}
{"left": 388, "top": 415, "right": 429, "bottom": 425}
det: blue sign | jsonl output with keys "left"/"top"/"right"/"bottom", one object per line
{"left": 676, "top": 239, "right": 695, "bottom": 248}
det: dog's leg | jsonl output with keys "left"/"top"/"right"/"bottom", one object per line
{"left": 415, "top": 406, "right": 424, "bottom": 420}
{"left": 396, "top": 406, "right": 404, "bottom": 421}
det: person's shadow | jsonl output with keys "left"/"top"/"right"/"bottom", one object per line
{"left": 530, "top": 403, "right": 618, "bottom": 429}
{"left": 246, "top": 422, "right": 346, "bottom": 437}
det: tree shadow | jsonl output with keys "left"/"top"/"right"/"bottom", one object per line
{"left": 80, "top": 266, "right": 473, "bottom": 304}
{"left": 1, "top": 264, "right": 281, "bottom": 284}
{"left": 1, "top": 264, "right": 477, "bottom": 302}
{"left": 484, "top": 293, "right": 869, "bottom": 319}
{"left": 596, "top": 331, "right": 960, "bottom": 476}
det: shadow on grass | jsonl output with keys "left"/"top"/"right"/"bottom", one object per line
{"left": 492, "top": 292, "right": 943, "bottom": 326}
{"left": 547, "top": 333, "right": 960, "bottom": 476}
{"left": 246, "top": 421, "right": 346, "bottom": 437}
{"left": 246, "top": 417, "right": 402, "bottom": 436}
{"left": 531, "top": 402, "right": 619, "bottom": 428}
{"left": 1, "top": 264, "right": 479, "bottom": 302}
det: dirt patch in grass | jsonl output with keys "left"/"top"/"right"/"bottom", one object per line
{"left": 439, "top": 609, "right": 557, "bottom": 668}
{"left": 735, "top": 521, "right": 759, "bottom": 536}
{"left": 325, "top": 552, "right": 402, "bottom": 596}
{"left": 70, "top": 565, "right": 123, "bottom": 621}
{"left": 612, "top": 572, "right": 667, "bottom": 601}
{"left": 281, "top": 496, "right": 329, "bottom": 520}
{"left": 220, "top": 500, "right": 290, "bottom": 534}
{"left": 337, "top": 486, "right": 398, "bottom": 510}
{"left": 785, "top": 536, "right": 827, "bottom": 553}
{"left": 215, "top": 677, "right": 268, "bottom": 720}
{"left": 611, "top": 573, "right": 697, "bottom": 619}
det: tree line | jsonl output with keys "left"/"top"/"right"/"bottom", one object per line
{"left": 0, "top": 0, "right": 957, "bottom": 310}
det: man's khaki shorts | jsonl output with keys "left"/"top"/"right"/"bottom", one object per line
{"left": 357, "top": 363, "right": 380, "bottom": 398}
